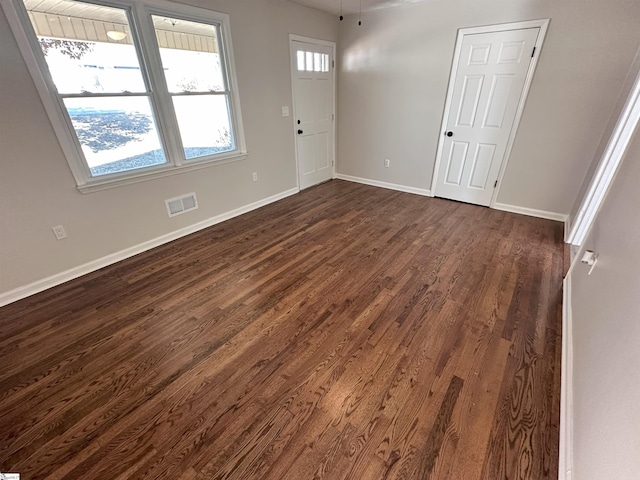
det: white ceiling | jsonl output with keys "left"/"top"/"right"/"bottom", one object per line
{"left": 25, "top": 0, "right": 425, "bottom": 24}
{"left": 289, "top": 0, "right": 430, "bottom": 16}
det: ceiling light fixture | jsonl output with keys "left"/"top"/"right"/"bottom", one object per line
{"left": 106, "top": 30, "right": 126, "bottom": 41}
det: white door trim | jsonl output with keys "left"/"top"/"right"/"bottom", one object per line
{"left": 559, "top": 273, "right": 575, "bottom": 480}
{"left": 289, "top": 34, "right": 337, "bottom": 189}
{"left": 566, "top": 65, "right": 640, "bottom": 246}
{"left": 430, "top": 19, "right": 550, "bottom": 206}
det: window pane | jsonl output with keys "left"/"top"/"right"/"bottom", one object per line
{"left": 305, "top": 51, "right": 313, "bottom": 72}
{"left": 24, "top": 0, "right": 146, "bottom": 94}
{"left": 297, "top": 50, "right": 305, "bottom": 71}
{"left": 322, "top": 54, "right": 329, "bottom": 72}
{"left": 63, "top": 97, "right": 166, "bottom": 177}
{"left": 172, "top": 95, "right": 234, "bottom": 159}
{"left": 152, "top": 15, "right": 225, "bottom": 93}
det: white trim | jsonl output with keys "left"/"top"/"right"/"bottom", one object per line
{"left": 289, "top": 34, "right": 336, "bottom": 49}
{"left": 430, "top": 19, "right": 550, "bottom": 206}
{"left": 289, "top": 34, "right": 337, "bottom": 190}
{"left": 564, "top": 215, "right": 572, "bottom": 243}
{"left": 336, "top": 174, "right": 431, "bottom": 197}
{"left": 0, "top": 187, "right": 299, "bottom": 307}
{"left": 559, "top": 274, "right": 574, "bottom": 480}
{"left": 566, "top": 65, "right": 640, "bottom": 246}
{"left": 493, "top": 202, "right": 568, "bottom": 222}
{"left": 78, "top": 152, "right": 248, "bottom": 194}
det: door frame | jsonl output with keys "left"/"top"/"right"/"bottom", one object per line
{"left": 430, "top": 19, "right": 550, "bottom": 206}
{"left": 289, "top": 34, "right": 337, "bottom": 190}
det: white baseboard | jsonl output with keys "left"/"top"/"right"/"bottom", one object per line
{"left": 335, "top": 173, "right": 432, "bottom": 197}
{"left": 559, "top": 274, "right": 574, "bottom": 480}
{"left": 493, "top": 202, "right": 569, "bottom": 223}
{"left": 0, "top": 187, "right": 299, "bottom": 307}
{"left": 335, "top": 176, "right": 567, "bottom": 224}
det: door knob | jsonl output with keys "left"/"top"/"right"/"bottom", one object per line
{"left": 446, "top": 131, "right": 454, "bottom": 137}
{"left": 298, "top": 129, "right": 304, "bottom": 134}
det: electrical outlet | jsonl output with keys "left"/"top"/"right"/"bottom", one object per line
{"left": 252, "top": 172, "right": 258, "bottom": 182}
{"left": 282, "top": 106, "right": 290, "bottom": 117}
{"left": 384, "top": 159, "right": 390, "bottom": 168}
{"left": 52, "top": 225, "right": 67, "bottom": 240}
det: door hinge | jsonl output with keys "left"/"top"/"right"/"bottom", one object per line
{"left": 494, "top": 180, "right": 498, "bottom": 188}
{"left": 332, "top": 113, "right": 335, "bottom": 121}
{"left": 531, "top": 47, "right": 536, "bottom": 58}
{"left": 332, "top": 59, "right": 335, "bottom": 68}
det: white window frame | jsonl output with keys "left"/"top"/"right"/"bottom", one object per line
{"left": 1, "top": 0, "right": 248, "bottom": 193}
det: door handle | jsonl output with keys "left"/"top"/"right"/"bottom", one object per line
{"left": 446, "top": 131, "right": 454, "bottom": 137}
{"left": 298, "top": 129, "right": 304, "bottom": 135}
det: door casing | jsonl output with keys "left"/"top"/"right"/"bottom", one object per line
{"left": 430, "top": 19, "right": 550, "bottom": 207}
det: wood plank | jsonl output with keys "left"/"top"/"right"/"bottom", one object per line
{"left": 0, "top": 180, "right": 563, "bottom": 479}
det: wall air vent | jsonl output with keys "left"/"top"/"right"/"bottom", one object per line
{"left": 165, "top": 192, "right": 198, "bottom": 217}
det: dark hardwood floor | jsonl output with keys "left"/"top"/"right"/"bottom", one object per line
{"left": 0, "top": 180, "right": 563, "bottom": 479}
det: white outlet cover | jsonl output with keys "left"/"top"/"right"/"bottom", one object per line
{"left": 52, "top": 225, "right": 67, "bottom": 240}
{"left": 282, "top": 106, "right": 289, "bottom": 117}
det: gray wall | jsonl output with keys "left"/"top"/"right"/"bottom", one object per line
{"left": 568, "top": 125, "right": 640, "bottom": 479}
{"left": 0, "top": 0, "right": 337, "bottom": 295}
{"left": 336, "top": 0, "right": 640, "bottom": 216}
{"left": 568, "top": 46, "right": 640, "bottom": 232}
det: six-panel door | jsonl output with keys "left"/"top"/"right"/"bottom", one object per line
{"left": 435, "top": 28, "right": 539, "bottom": 206}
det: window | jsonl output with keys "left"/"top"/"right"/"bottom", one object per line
{"left": 151, "top": 14, "right": 234, "bottom": 161}
{"left": 5, "top": 0, "right": 246, "bottom": 191}
{"left": 296, "top": 50, "right": 330, "bottom": 73}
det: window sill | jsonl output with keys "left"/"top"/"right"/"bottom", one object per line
{"left": 77, "top": 151, "right": 249, "bottom": 194}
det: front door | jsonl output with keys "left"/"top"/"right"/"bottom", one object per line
{"left": 291, "top": 39, "right": 335, "bottom": 190}
{"left": 434, "top": 27, "right": 540, "bottom": 206}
